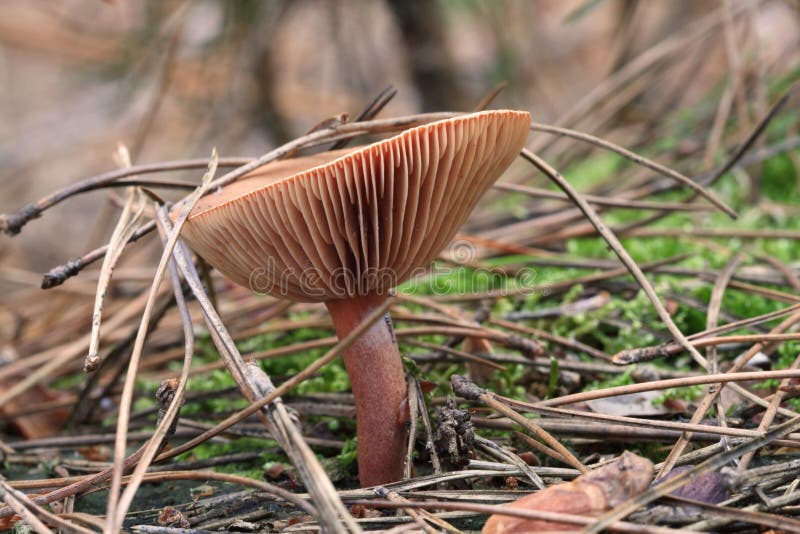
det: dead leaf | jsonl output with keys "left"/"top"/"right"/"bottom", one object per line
{"left": 158, "top": 506, "right": 190, "bottom": 528}
{"left": 654, "top": 465, "right": 730, "bottom": 504}
{"left": 78, "top": 445, "right": 112, "bottom": 462}
{"left": 585, "top": 391, "right": 668, "bottom": 417}
{"left": 190, "top": 484, "right": 215, "bottom": 500}
{"left": 482, "top": 451, "right": 654, "bottom": 533}
{"left": 1, "top": 347, "right": 70, "bottom": 439}
{"left": 0, "top": 515, "right": 20, "bottom": 531}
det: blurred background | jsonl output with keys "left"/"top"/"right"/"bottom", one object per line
{"left": 0, "top": 0, "right": 798, "bottom": 278}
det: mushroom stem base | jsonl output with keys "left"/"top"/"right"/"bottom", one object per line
{"left": 326, "top": 293, "right": 407, "bottom": 487}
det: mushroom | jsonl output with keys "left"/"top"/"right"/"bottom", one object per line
{"left": 177, "top": 110, "right": 530, "bottom": 486}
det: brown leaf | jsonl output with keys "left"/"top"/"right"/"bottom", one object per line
{"left": 418, "top": 380, "right": 437, "bottom": 394}
{"left": 190, "top": 484, "right": 215, "bottom": 500}
{"left": 586, "top": 391, "right": 668, "bottom": 417}
{"left": 264, "top": 463, "right": 287, "bottom": 480}
{"left": 0, "top": 515, "right": 20, "bottom": 531}
{"left": 1, "top": 373, "right": 69, "bottom": 439}
{"left": 78, "top": 445, "right": 112, "bottom": 462}
{"left": 482, "top": 451, "right": 654, "bottom": 533}
{"left": 349, "top": 504, "right": 383, "bottom": 519}
{"left": 158, "top": 506, "right": 190, "bottom": 528}
{"left": 662, "top": 397, "right": 688, "bottom": 412}
{"left": 518, "top": 451, "right": 539, "bottom": 466}
{"left": 654, "top": 465, "right": 730, "bottom": 504}
{"left": 1, "top": 346, "right": 69, "bottom": 439}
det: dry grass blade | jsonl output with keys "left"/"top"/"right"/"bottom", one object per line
{"left": 700, "top": 80, "right": 798, "bottom": 188}
{"left": 477, "top": 419, "right": 800, "bottom": 447}
{"left": 404, "top": 376, "right": 420, "bottom": 481}
{"left": 110, "top": 204, "right": 198, "bottom": 529}
{"left": 520, "top": 148, "right": 710, "bottom": 376}
{"left": 0, "top": 365, "right": 189, "bottom": 520}
{"left": 493, "top": 182, "right": 715, "bottom": 212}
{"left": 527, "top": 122, "right": 736, "bottom": 218}
{"left": 502, "top": 401, "right": 800, "bottom": 443}
{"left": 414, "top": 378, "right": 442, "bottom": 476}
{"left": 614, "top": 302, "right": 800, "bottom": 364}
{"left": 0, "top": 477, "right": 93, "bottom": 534}
{"left": 373, "top": 488, "right": 439, "bottom": 534}
{"left": 405, "top": 339, "right": 506, "bottom": 370}
{"left": 617, "top": 81, "right": 798, "bottom": 235}
{"left": 537, "top": 368, "right": 800, "bottom": 407}
{"left": 512, "top": 431, "right": 573, "bottom": 465}
{"left": 473, "top": 82, "right": 508, "bottom": 112}
{"left": 85, "top": 145, "right": 147, "bottom": 372}
{"left": 0, "top": 289, "right": 154, "bottom": 408}
{"left": 540, "top": 1, "right": 748, "bottom": 138}
{"left": 329, "top": 85, "right": 397, "bottom": 150}
{"left": 0, "top": 440, "right": 14, "bottom": 455}
{"left": 664, "top": 495, "right": 800, "bottom": 533}
{"left": 474, "top": 435, "right": 545, "bottom": 489}
{"left": 705, "top": 254, "right": 739, "bottom": 440}
{"left": 737, "top": 345, "right": 800, "bottom": 472}
{"left": 644, "top": 332, "right": 800, "bottom": 349}
{"left": 490, "top": 316, "right": 612, "bottom": 362}
{"left": 657, "top": 308, "right": 800, "bottom": 476}
{"left": 104, "top": 149, "right": 218, "bottom": 534}
{"left": 244, "top": 362, "right": 361, "bottom": 532}
{"left": 0, "top": 479, "right": 55, "bottom": 534}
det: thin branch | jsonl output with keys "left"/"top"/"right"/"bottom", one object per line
{"left": 519, "top": 148, "right": 709, "bottom": 373}
{"left": 86, "top": 146, "right": 146, "bottom": 372}
{"left": 494, "top": 182, "right": 715, "bottom": 212}
{"left": 527, "top": 123, "right": 736, "bottom": 217}
{"left": 536, "top": 368, "right": 800, "bottom": 408}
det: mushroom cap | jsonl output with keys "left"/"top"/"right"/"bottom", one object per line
{"left": 179, "top": 110, "right": 530, "bottom": 302}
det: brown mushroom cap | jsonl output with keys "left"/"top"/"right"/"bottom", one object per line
{"left": 179, "top": 110, "right": 530, "bottom": 302}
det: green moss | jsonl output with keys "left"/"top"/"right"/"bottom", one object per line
{"left": 653, "top": 385, "right": 705, "bottom": 405}
{"left": 762, "top": 153, "right": 799, "bottom": 202}
{"left": 337, "top": 437, "right": 359, "bottom": 468}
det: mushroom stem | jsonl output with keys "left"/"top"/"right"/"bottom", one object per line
{"left": 326, "top": 293, "right": 407, "bottom": 487}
